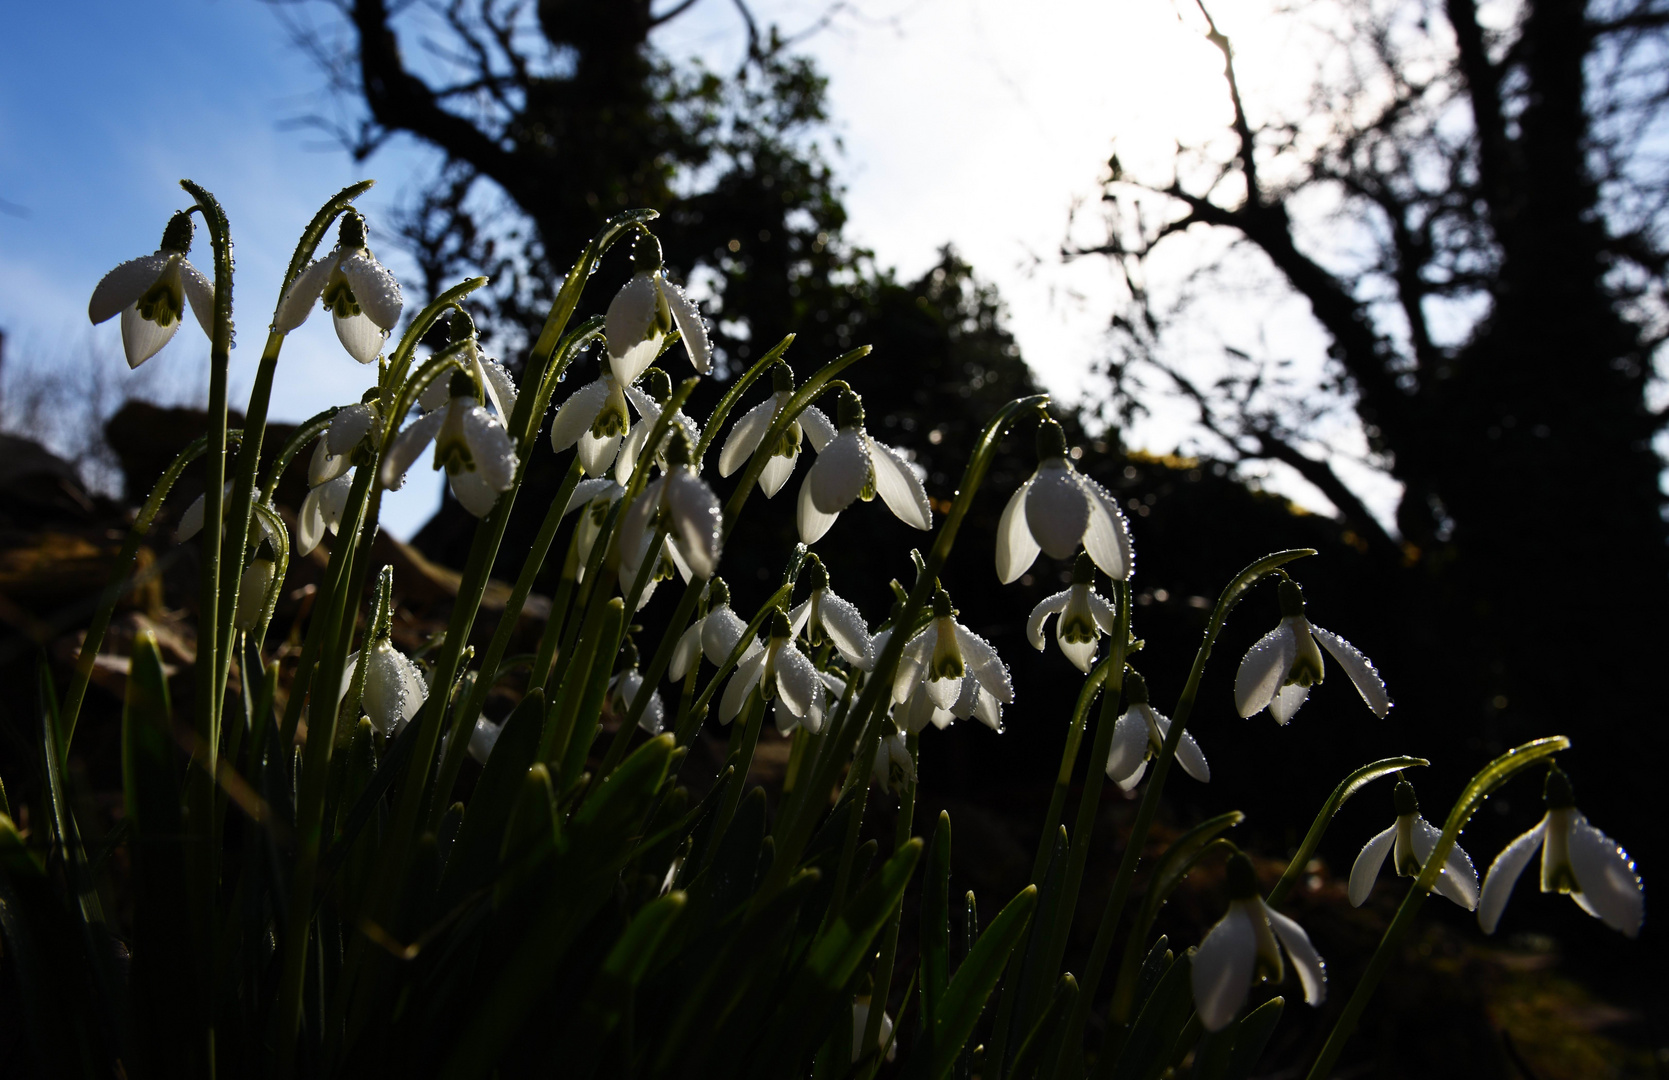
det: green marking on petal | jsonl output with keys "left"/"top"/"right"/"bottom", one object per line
{"left": 136, "top": 274, "right": 184, "bottom": 328}
{"left": 322, "top": 270, "right": 362, "bottom": 319}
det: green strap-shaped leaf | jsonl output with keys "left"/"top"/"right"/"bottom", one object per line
{"left": 901, "top": 883, "right": 1038, "bottom": 1080}
{"left": 920, "top": 811, "right": 952, "bottom": 1029}
{"left": 434, "top": 689, "right": 547, "bottom": 910}
{"left": 1007, "top": 973, "right": 1077, "bottom": 1080}
{"left": 1103, "top": 949, "right": 1194, "bottom": 1080}
{"left": 1190, "top": 995, "right": 1283, "bottom": 1080}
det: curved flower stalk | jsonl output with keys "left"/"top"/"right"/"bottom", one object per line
{"left": 615, "top": 368, "right": 703, "bottom": 483}
{"left": 619, "top": 431, "right": 723, "bottom": 583}
{"left": 88, "top": 210, "right": 214, "bottom": 368}
{"left": 418, "top": 313, "right": 519, "bottom": 423}
{"left": 608, "top": 641, "right": 666, "bottom": 735}
{"left": 796, "top": 389, "right": 932, "bottom": 543}
{"left": 338, "top": 637, "right": 429, "bottom": 736}
{"left": 891, "top": 591, "right": 1014, "bottom": 718}
{"left": 605, "top": 231, "right": 712, "bottom": 381}
{"left": 870, "top": 725, "right": 916, "bottom": 797}
{"left": 1027, "top": 553, "right": 1117, "bottom": 672}
{"left": 1193, "top": 852, "right": 1326, "bottom": 1032}
{"left": 1234, "top": 577, "right": 1390, "bottom": 724}
{"left": 381, "top": 372, "right": 519, "bottom": 518}
{"left": 275, "top": 210, "right": 403, "bottom": 364}
{"left": 1350, "top": 778, "right": 1478, "bottom": 910}
{"left": 298, "top": 390, "right": 385, "bottom": 556}
{"left": 720, "top": 610, "right": 824, "bottom": 731}
{"left": 1479, "top": 766, "right": 1644, "bottom": 937}
{"left": 720, "top": 363, "right": 836, "bottom": 497}
{"left": 788, "top": 558, "right": 874, "bottom": 669}
{"left": 996, "top": 417, "right": 1133, "bottom": 584}
{"left": 1104, "top": 671, "right": 1210, "bottom": 791}
{"left": 670, "top": 578, "right": 760, "bottom": 680}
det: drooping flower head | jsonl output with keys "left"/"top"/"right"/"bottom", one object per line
{"left": 418, "top": 311, "right": 519, "bottom": 423}
{"left": 871, "top": 724, "right": 916, "bottom": 798}
{"left": 338, "top": 636, "right": 429, "bottom": 737}
{"left": 382, "top": 370, "right": 519, "bottom": 518}
{"left": 721, "top": 609, "right": 826, "bottom": 732}
{"left": 997, "top": 417, "right": 1133, "bottom": 584}
{"left": 720, "top": 363, "right": 831, "bottom": 497}
{"left": 232, "top": 535, "right": 280, "bottom": 633}
{"left": 670, "top": 578, "right": 761, "bottom": 680}
{"left": 1349, "top": 778, "right": 1479, "bottom": 910}
{"left": 605, "top": 232, "right": 712, "bottom": 382}
{"left": 298, "top": 388, "right": 385, "bottom": 557}
{"left": 797, "top": 389, "right": 932, "bottom": 543}
{"left": 1103, "top": 671, "right": 1210, "bottom": 791}
{"left": 615, "top": 367, "right": 703, "bottom": 484}
{"left": 1027, "top": 553, "right": 1118, "bottom": 672}
{"left": 1192, "top": 852, "right": 1326, "bottom": 1032}
{"left": 1233, "top": 577, "right": 1390, "bottom": 724}
{"left": 275, "top": 210, "right": 403, "bottom": 364}
{"left": 789, "top": 557, "right": 874, "bottom": 670}
{"left": 1478, "top": 766, "right": 1644, "bottom": 938}
{"left": 607, "top": 637, "right": 666, "bottom": 735}
{"left": 89, "top": 210, "right": 215, "bottom": 368}
{"left": 892, "top": 590, "right": 1013, "bottom": 727}
{"left": 618, "top": 428, "right": 723, "bottom": 584}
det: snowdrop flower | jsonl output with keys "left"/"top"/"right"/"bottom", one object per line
{"left": 719, "top": 364, "right": 836, "bottom": 497}
{"left": 1234, "top": 578, "right": 1391, "bottom": 724}
{"left": 560, "top": 478, "right": 626, "bottom": 581}
{"left": 88, "top": 210, "right": 214, "bottom": 368}
{"left": 1349, "top": 779, "right": 1478, "bottom": 910}
{"left": 797, "top": 390, "right": 932, "bottom": 543}
{"left": 1478, "top": 766, "right": 1644, "bottom": 938}
{"left": 618, "top": 430, "right": 723, "bottom": 582}
{"left": 608, "top": 640, "right": 666, "bottom": 735}
{"left": 720, "top": 610, "right": 824, "bottom": 730}
{"left": 996, "top": 418, "right": 1133, "bottom": 584}
{"left": 1193, "top": 852, "right": 1326, "bottom": 1032}
{"left": 382, "top": 372, "right": 519, "bottom": 518}
{"left": 870, "top": 726, "right": 916, "bottom": 798}
{"left": 669, "top": 578, "right": 761, "bottom": 680}
{"left": 615, "top": 368, "right": 703, "bottom": 484}
{"left": 338, "top": 637, "right": 429, "bottom": 736}
{"left": 232, "top": 536, "right": 278, "bottom": 633}
{"left": 468, "top": 717, "right": 502, "bottom": 764}
{"left": 1103, "top": 672, "right": 1209, "bottom": 791}
{"left": 605, "top": 232, "right": 711, "bottom": 382}
{"left": 892, "top": 591, "right": 1014, "bottom": 719}
{"left": 788, "top": 558, "right": 874, "bottom": 669}
{"left": 298, "top": 391, "right": 385, "bottom": 557}
{"left": 418, "top": 314, "right": 519, "bottom": 423}
{"left": 177, "top": 484, "right": 278, "bottom": 549}
{"left": 550, "top": 366, "right": 641, "bottom": 478}
{"left": 275, "top": 211, "right": 403, "bottom": 364}
{"left": 851, "top": 997, "right": 897, "bottom": 1064}
{"left": 1028, "top": 553, "right": 1117, "bottom": 673}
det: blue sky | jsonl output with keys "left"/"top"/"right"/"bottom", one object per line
{"left": 0, "top": 0, "right": 1404, "bottom": 537}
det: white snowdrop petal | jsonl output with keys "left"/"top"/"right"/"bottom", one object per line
{"left": 867, "top": 437, "right": 932, "bottom": 530}
{"left": 796, "top": 474, "right": 839, "bottom": 543}
{"left": 996, "top": 479, "right": 1041, "bottom": 584}
{"left": 120, "top": 304, "right": 180, "bottom": 368}
{"left": 334, "top": 311, "right": 387, "bottom": 365}
{"left": 1478, "top": 819, "right": 1548, "bottom": 934}
{"left": 578, "top": 430, "right": 624, "bottom": 477}
{"left": 381, "top": 410, "right": 446, "bottom": 490}
{"left": 1268, "top": 684, "right": 1311, "bottom": 725}
{"left": 1081, "top": 477, "right": 1135, "bottom": 581}
{"left": 338, "top": 253, "right": 404, "bottom": 329}
{"left": 396, "top": 652, "right": 428, "bottom": 724}
{"left": 1104, "top": 710, "right": 1149, "bottom": 786}
{"left": 90, "top": 253, "right": 172, "bottom": 324}
{"left": 461, "top": 406, "right": 518, "bottom": 493}
{"left": 179, "top": 258, "right": 215, "bottom": 336}
{"left": 549, "top": 379, "right": 611, "bottom": 451}
{"left": 1566, "top": 815, "right": 1645, "bottom": 938}
{"left": 275, "top": 256, "right": 337, "bottom": 332}
{"left": 1193, "top": 906, "right": 1257, "bottom": 1032}
{"left": 774, "top": 645, "right": 820, "bottom": 718}
{"left": 1174, "top": 728, "right": 1211, "bottom": 783}
{"left": 670, "top": 620, "right": 705, "bottom": 681}
{"left": 800, "top": 406, "right": 837, "bottom": 452}
{"left": 720, "top": 396, "right": 777, "bottom": 476}
{"left": 925, "top": 675, "right": 961, "bottom": 712}
{"left": 297, "top": 485, "right": 329, "bottom": 557}
{"left": 666, "top": 471, "right": 723, "bottom": 580}
{"left": 957, "top": 627, "right": 1014, "bottom": 704}
{"left": 892, "top": 628, "right": 934, "bottom": 704}
{"left": 1090, "top": 591, "right": 1117, "bottom": 634}
{"left": 1027, "top": 590, "right": 1070, "bottom": 651}
{"left": 1266, "top": 907, "right": 1326, "bottom": 1006}
{"left": 327, "top": 404, "right": 378, "bottom": 457}
{"left": 1410, "top": 816, "right": 1479, "bottom": 910}
{"left": 564, "top": 478, "right": 623, "bottom": 517}
{"left": 1235, "top": 624, "right": 1298, "bottom": 718}
{"left": 1058, "top": 636, "right": 1097, "bottom": 673}
{"left": 660, "top": 275, "right": 712, "bottom": 373}
{"left": 468, "top": 718, "right": 502, "bottom": 764}
{"left": 176, "top": 490, "right": 208, "bottom": 542}
{"left": 896, "top": 686, "right": 940, "bottom": 734}
{"left": 818, "top": 593, "right": 874, "bottom": 669}
{"left": 721, "top": 651, "right": 768, "bottom": 722}
{"left": 1311, "top": 626, "right": 1392, "bottom": 718}
{"left": 810, "top": 431, "right": 872, "bottom": 514}
{"left": 759, "top": 452, "right": 797, "bottom": 498}
{"left": 1349, "top": 824, "right": 1397, "bottom": 907}
{"left": 449, "top": 465, "right": 500, "bottom": 518}
{"left": 972, "top": 688, "right": 1003, "bottom": 732}
{"left": 1025, "top": 464, "right": 1091, "bottom": 559}
{"left": 702, "top": 608, "right": 753, "bottom": 665}
{"left": 479, "top": 357, "right": 519, "bottom": 420}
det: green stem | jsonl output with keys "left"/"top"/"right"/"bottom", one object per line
{"left": 861, "top": 733, "right": 918, "bottom": 1077}
{"left": 1304, "top": 736, "right": 1568, "bottom": 1078}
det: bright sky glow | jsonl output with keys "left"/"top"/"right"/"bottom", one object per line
{"left": 0, "top": 0, "right": 1402, "bottom": 540}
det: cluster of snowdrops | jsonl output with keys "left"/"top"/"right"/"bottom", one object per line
{"left": 18, "top": 179, "right": 1643, "bottom": 1078}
